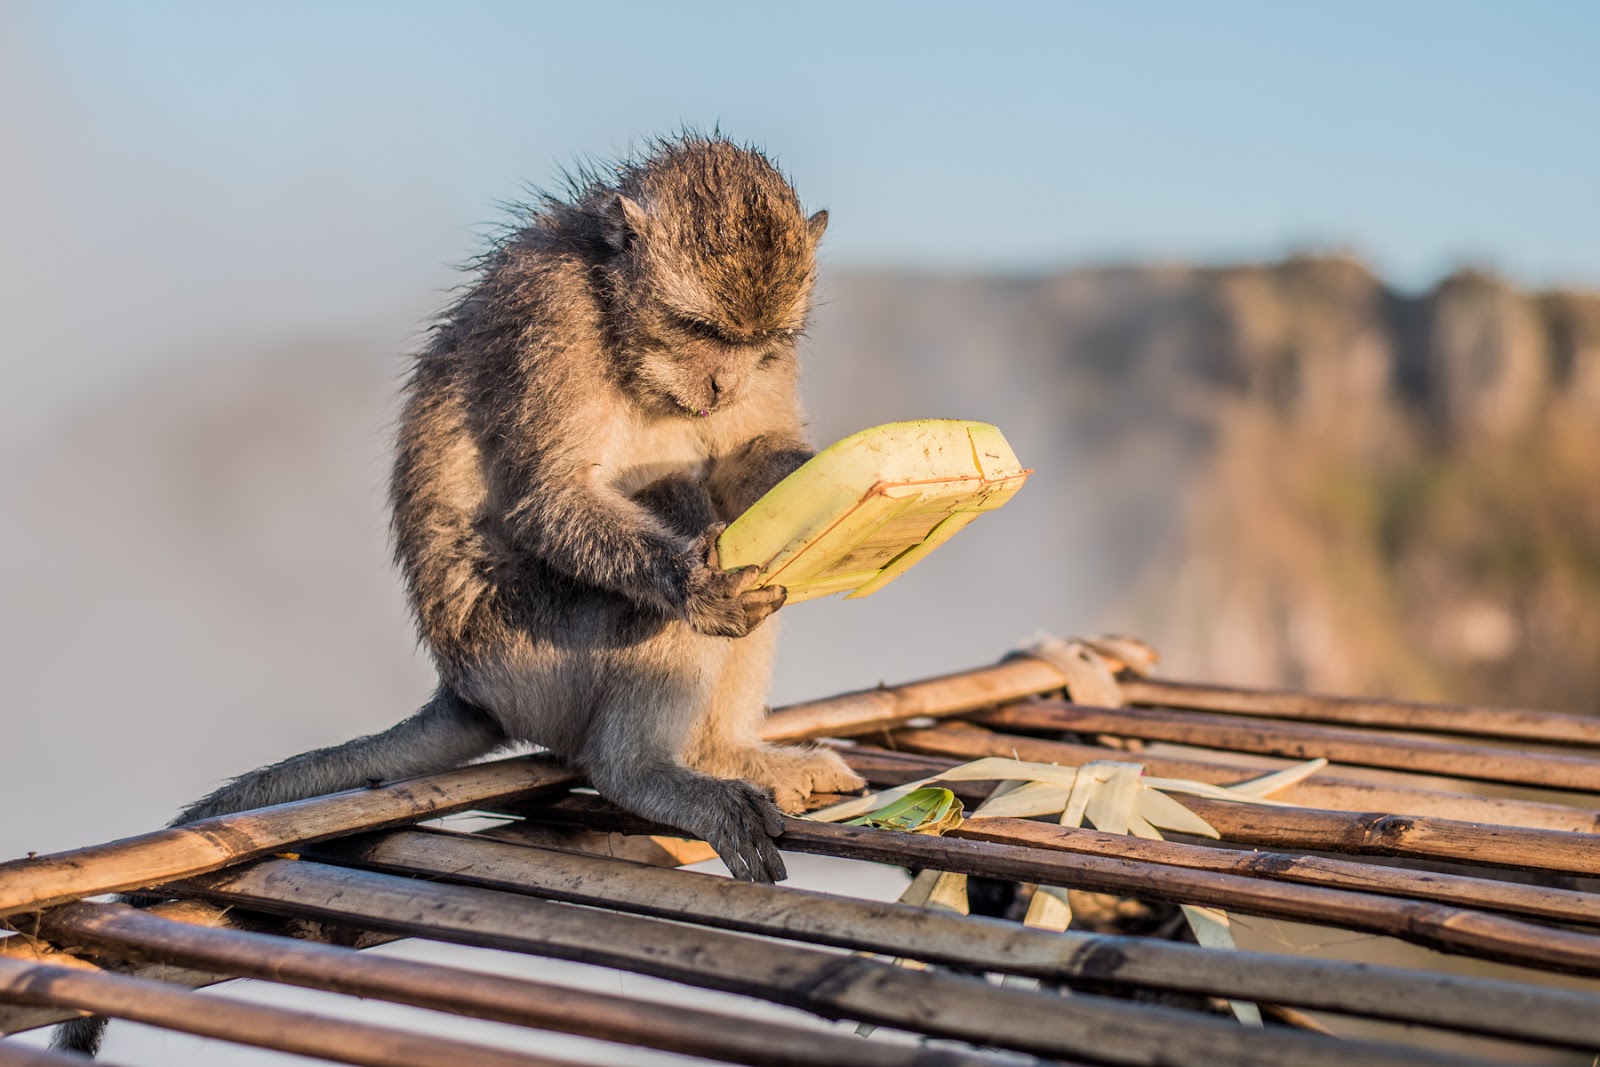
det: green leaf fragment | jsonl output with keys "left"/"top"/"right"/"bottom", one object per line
{"left": 846, "top": 787, "right": 964, "bottom": 835}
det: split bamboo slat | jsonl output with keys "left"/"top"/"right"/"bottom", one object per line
{"left": 1119, "top": 676, "right": 1600, "bottom": 747}
{"left": 316, "top": 827, "right": 1600, "bottom": 1050}
{"left": 0, "top": 915, "right": 230, "bottom": 1036}
{"left": 886, "top": 721, "right": 1600, "bottom": 832}
{"left": 0, "top": 956, "right": 606, "bottom": 1067}
{"left": 842, "top": 745, "right": 1600, "bottom": 875}
{"left": 761, "top": 656, "right": 1072, "bottom": 740}
{"left": 945, "top": 818, "right": 1600, "bottom": 923}
{"left": 977, "top": 701, "right": 1600, "bottom": 793}
{"left": 28, "top": 901, "right": 1008, "bottom": 1067}
{"left": 172, "top": 857, "right": 1501, "bottom": 1067}
{"left": 523, "top": 797, "right": 1600, "bottom": 978}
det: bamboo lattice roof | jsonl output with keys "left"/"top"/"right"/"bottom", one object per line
{"left": 3, "top": 641, "right": 1600, "bottom": 1066}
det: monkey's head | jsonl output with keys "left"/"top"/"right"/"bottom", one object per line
{"left": 600, "top": 138, "right": 828, "bottom": 418}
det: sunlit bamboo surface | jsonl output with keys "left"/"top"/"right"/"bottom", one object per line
{"left": 4, "top": 644, "right": 1599, "bottom": 1066}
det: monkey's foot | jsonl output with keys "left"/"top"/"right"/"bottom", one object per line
{"left": 737, "top": 744, "right": 866, "bottom": 815}
{"left": 690, "top": 777, "right": 788, "bottom": 883}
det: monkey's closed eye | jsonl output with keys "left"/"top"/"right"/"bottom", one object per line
{"left": 673, "top": 315, "right": 732, "bottom": 344}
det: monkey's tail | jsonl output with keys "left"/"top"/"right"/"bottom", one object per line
{"left": 50, "top": 687, "right": 506, "bottom": 1057}
{"left": 170, "top": 687, "right": 508, "bottom": 825}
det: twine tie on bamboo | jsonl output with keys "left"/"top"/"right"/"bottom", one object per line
{"left": 1016, "top": 633, "right": 1160, "bottom": 707}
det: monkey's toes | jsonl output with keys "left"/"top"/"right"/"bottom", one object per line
{"left": 801, "top": 748, "right": 867, "bottom": 795}
{"left": 713, "top": 821, "right": 787, "bottom": 882}
{"left": 770, "top": 784, "right": 811, "bottom": 815}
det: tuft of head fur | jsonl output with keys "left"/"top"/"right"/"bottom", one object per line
{"left": 516, "top": 133, "right": 828, "bottom": 417}
{"left": 608, "top": 136, "right": 825, "bottom": 332}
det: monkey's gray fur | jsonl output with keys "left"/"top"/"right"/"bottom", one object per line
{"left": 53, "top": 133, "right": 864, "bottom": 1058}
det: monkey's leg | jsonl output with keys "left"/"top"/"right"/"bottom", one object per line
{"left": 172, "top": 687, "right": 507, "bottom": 825}
{"left": 685, "top": 624, "right": 866, "bottom": 814}
{"left": 580, "top": 648, "right": 788, "bottom": 883}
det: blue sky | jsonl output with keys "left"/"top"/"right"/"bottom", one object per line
{"left": 13, "top": 1, "right": 1600, "bottom": 276}
{"left": 3, "top": 2, "right": 1598, "bottom": 442}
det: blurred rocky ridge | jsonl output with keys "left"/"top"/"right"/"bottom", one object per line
{"left": 4, "top": 255, "right": 1596, "bottom": 857}
{"left": 811, "top": 257, "right": 1600, "bottom": 710}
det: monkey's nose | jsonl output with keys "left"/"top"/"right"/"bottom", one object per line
{"left": 709, "top": 375, "right": 724, "bottom": 400}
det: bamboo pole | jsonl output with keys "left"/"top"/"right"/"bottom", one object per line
{"left": 0, "top": 656, "right": 1070, "bottom": 915}
{"left": 0, "top": 916, "right": 233, "bottom": 1035}
{"left": 942, "top": 818, "right": 1600, "bottom": 924}
{"left": 1120, "top": 676, "right": 1600, "bottom": 747}
{"left": 175, "top": 857, "right": 1501, "bottom": 1067}
{"left": 0, "top": 956, "right": 607, "bottom": 1067}
{"left": 528, "top": 798, "right": 1600, "bottom": 978}
{"left": 0, "top": 757, "right": 579, "bottom": 917}
{"left": 317, "top": 826, "right": 1600, "bottom": 1050}
{"left": 977, "top": 702, "right": 1600, "bottom": 793}
{"left": 760, "top": 656, "right": 1069, "bottom": 741}
{"left": 0, "top": 811, "right": 716, "bottom": 1036}
{"left": 887, "top": 722, "right": 1600, "bottom": 833}
{"left": 29, "top": 901, "right": 1005, "bottom": 1067}
{"left": 0, "top": 655, "right": 1131, "bottom": 918}
{"left": 841, "top": 744, "right": 1600, "bottom": 876}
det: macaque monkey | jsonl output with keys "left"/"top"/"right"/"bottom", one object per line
{"left": 58, "top": 130, "right": 868, "bottom": 1059}
{"left": 179, "top": 133, "right": 862, "bottom": 879}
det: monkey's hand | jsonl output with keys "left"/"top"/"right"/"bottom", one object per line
{"left": 679, "top": 524, "right": 786, "bottom": 637}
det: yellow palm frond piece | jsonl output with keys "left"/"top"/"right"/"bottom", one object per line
{"left": 718, "top": 420, "right": 1031, "bottom": 601}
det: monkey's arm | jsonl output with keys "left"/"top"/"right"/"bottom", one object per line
{"left": 509, "top": 467, "right": 691, "bottom": 614}
{"left": 492, "top": 405, "right": 778, "bottom": 635}
{"left": 708, "top": 433, "right": 815, "bottom": 521}
{"left": 632, "top": 475, "right": 719, "bottom": 541}
{"left": 514, "top": 473, "right": 780, "bottom": 635}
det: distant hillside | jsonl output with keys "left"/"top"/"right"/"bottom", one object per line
{"left": 812, "top": 258, "right": 1600, "bottom": 710}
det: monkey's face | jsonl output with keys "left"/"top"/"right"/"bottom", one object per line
{"left": 600, "top": 140, "right": 829, "bottom": 419}
{"left": 622, "top": 299, "right": 806, "bottom": 419}
{"left": 607, "top": 199, "right": 828, "bottom": 420}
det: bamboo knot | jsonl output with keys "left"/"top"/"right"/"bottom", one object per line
{"left": 1358, "top": 813, "right": 1417, "bottom": 848}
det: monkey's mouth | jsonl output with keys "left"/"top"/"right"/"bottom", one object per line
{"left": 674, "top": 396, "right": 717, "bottom": 418}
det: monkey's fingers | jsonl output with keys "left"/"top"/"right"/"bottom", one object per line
{"left": 726, "top": 563, "right": 762, "bottom": 595}
{"left": 739, "top": 584, "right": 787, "bottom": 630}
{"left": 697, "top": 522, "right": 730, "bottom": 570}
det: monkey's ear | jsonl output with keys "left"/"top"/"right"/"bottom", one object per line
{"left": 604, "top": 195, "right": 650, "bottom": 252}
{"left": 806, "top": 209, "right": 829, "bottom": 243}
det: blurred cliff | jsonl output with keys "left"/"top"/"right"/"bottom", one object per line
{"left": 817, "top": 258, "right": 1600, "bottom": 710}
{"left": 4, "top": 255, "right": 1596, "bottom": 859}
